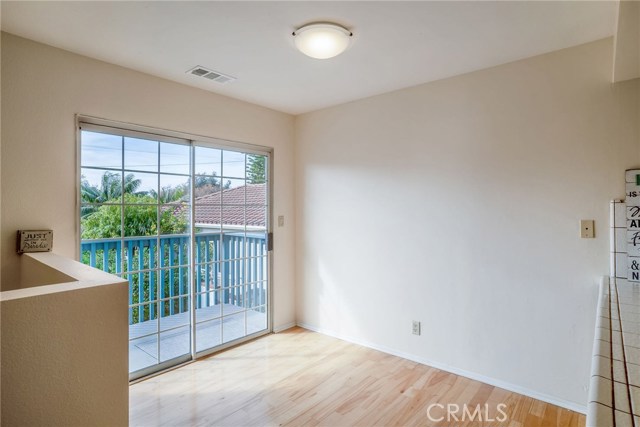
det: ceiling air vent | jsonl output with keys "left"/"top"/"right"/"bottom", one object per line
{"left": 186, "top": 66, "right": 236, "bottom": 84}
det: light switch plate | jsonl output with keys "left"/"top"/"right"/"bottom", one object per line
{"left": 278, "top": 215, "right": 284, "bottom": 227}
{"left": 581, "top": 220, "right": 595, "bottom": 238}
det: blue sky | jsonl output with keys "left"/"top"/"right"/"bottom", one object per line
{"left": 81, "top": 130, "right": 252, "bottom": 193}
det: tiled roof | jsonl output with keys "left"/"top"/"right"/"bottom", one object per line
{"left": 194, "top": 183, "right": 266, "bottom": 227}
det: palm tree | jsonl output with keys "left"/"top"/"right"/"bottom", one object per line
{"left": 81, "top": 172, "right": 142, "bottom": 216}
{"left": 149, "top": 185, "right": 187, "bottom": 204}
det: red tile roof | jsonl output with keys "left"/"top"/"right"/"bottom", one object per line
{"left": 194, "top": 183, "right": 266, "bottom": 228}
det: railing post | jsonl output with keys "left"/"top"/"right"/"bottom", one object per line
{"left": 253, "top": 237, "right": 257, "bottom": 308}
{"left": 204, "top": 236, "right": 210, "bottom": 307}
{"left": 116, "top": 241, "right": 122, "bottom": 275}
{"left": 150, "top": 239, "right": 156, "bottom": 321}
{"left": 128, "top": 275, "right": 134, "bottom": 325}
{"left": 102, "top": 242, "right": 109, "bottom": 272}
{"left": 231, "top": 235, "right": 236, "bottom": 305}
{"left": 159, "top": 236, "right": 165, "bottom": 318}
{"left": 127, "top": 241, "right": 134, "bottom": 323}
{"left": 214, "top": 234, "right": 219, "bottom": 305}
{"left": 258, "top": 236, "right": 263, "bottom": 307}
{"left": 90, "top": 243, "right": 97, "bottom": 267}
{"left": 223, "top": 234, "right": 229, "bottom": 307}
{"left": 138, "top": 239, "right": 145, "bottom": 323}
{"left": 169, "top": 239, "right": 175, "bottom": 315}
{"left": 178, "top": 237, "right": 185, "bottom": 313}
{"left": 237, "top": 234, "right": 243, "bottom": 306}
{"left": 195, "top": 236, "right": 202, "bottom": 310}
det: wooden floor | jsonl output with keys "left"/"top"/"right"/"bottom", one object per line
{"left": 130, "top": 327, "right": 585, "bottom": 427}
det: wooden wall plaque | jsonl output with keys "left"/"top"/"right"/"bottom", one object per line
{"left": 17, "top": 230, "right": 53, "bottom": 254}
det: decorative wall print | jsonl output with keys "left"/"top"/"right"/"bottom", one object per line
{"left": 626, "top": 169, "right": 640, "bottom": 282}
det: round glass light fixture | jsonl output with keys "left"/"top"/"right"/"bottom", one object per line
{"left": 293, "top": 23, "right": 353, "bottom": 59}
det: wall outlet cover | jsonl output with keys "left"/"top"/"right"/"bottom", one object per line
{"left": 412, "top": 321, "right": 421, "bottom": 335}
{"left": 580, "top": 220, "right": 595, "bottom": 238}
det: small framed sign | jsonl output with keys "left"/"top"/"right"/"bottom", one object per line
{"left": 17, "top": 230, "right": 53, "bottom": 254}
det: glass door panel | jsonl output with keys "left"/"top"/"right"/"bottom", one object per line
{"left": 193, "top": 145, "right": 224, "bottom": 353}
{"left": 193, "top": 149, "right": 269, "bottom": 355}
{"left": 80, "top": 127, "right": 192, "bottom": 379}
{"left": 80, "top": 123, "right": 270, "bottom": 379}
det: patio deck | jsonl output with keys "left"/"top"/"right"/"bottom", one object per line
{"left": 129, "top": 303, "right": 267, "bottom": 373}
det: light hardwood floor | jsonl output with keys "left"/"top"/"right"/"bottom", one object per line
{"left": 130, "top": 327, "right": 585, "bottom": 427}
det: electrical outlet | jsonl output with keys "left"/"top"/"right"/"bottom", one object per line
{"left": 412, "top": 320, "right": 421, "bottom": 336}
{"left": 278, "top": 215, "right": 284, "bottom": 227}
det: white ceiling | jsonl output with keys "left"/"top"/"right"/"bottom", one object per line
{"left": 1, "top": 1, "right": 618, "bottom": 115}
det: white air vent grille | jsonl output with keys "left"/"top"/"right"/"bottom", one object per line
{"left": 202, "top": 72, "right": 222, "bottom": 80}
{"left": 186, "top": 66, "right": 236, "bottom": 84}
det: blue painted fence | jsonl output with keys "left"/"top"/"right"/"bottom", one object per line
{"left": 81, "top": 232, "right": 267, "bottom": 325}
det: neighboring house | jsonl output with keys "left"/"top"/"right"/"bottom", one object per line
{"left": 193, "top": 183, "right": 267, "bottom": 231}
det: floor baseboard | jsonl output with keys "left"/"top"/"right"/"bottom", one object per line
{"left": 273, "top": 321, "right": 297, "bottom": 333}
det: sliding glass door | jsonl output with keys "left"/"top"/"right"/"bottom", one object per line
{"left": 193, "top": 147, "right": 269, "bottom": 354}
{"left": 79, "top": 121, "right": 270, "bottom": 379}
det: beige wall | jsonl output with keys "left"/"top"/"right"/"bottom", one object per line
{"left": 4, "top": 27, "right": 640, "bottom": 415}
{"left": 295, "top": 38, "right": 640, "bottom": 410}
{"left": 613, "top": 0, "right": 640, "bottom": 82}
{"left": 1, "top": 254, "right": 128, "bottom": 426}
{"left": 0, "top": 32, "right": 296, "bottom": 330}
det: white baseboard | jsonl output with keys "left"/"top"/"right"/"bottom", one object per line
{"left": 273, "top": 321, "right": 297, "bottom": 333}
{"left": 296, "top": 322, "right": 586, "bottom": 415}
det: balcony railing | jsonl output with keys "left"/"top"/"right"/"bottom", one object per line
{"left": 81, "top": 232, "right": 267, "bottom": 325}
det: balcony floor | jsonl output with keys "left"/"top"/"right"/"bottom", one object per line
{"left": 129, "top": 304, "right": 267, "bottom": 373}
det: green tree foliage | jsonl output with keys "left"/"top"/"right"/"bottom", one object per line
{"left": 246, "top": 155, "right": 266, "bottom": 184}
{"left": 81, "top": 172, "right": 142, "bottom": 216}
{"left": 81, "top": 194, "right": 188, "bottom": 239}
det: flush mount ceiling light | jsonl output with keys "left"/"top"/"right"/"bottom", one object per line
{"left": 292, "top": 23, "right": 353, "bottom": 59}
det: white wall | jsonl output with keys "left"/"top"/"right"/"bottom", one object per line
{"left": 0, "top": 32, "right": 296, "bottom": 330}
{"left": 295, "top": 38, "right": 640, "bottom": 410}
